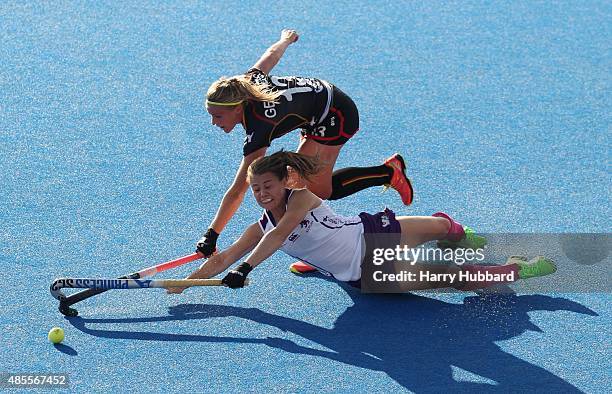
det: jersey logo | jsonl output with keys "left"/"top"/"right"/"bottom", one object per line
{"left": 251, "top": 73, "right": 267, "bottom": 85}
{"left": 288, "top": 233, "right": 300, "bottom": 242}
{"left": 381, "top": 214, "right": 390, "bottom": 228}
{"left": 245, "top": 132, "right": 254, "bottom": 144}
{"left": 322, "top": 215, "right": 342, "bottom": 226}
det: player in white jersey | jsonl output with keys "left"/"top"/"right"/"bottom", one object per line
{"left": 168, "top": 152, "right": 556, "bottom": 294}
{"left": 258, "top": 188, "right": 364, "bottom": 282}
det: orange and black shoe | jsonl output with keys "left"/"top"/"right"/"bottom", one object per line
{"left": 383, "top": 153, "right": 414, "bottom": 205}
{"left": 289, "top": 261, "right": 318, "bottom": 274}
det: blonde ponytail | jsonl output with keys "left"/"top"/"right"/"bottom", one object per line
{"left": 206, "top": 75, "right": 282, "bottom": 106}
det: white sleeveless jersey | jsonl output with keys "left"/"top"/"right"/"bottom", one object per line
{"left": 258, "top": 190, "right": 364, "bottom": 281}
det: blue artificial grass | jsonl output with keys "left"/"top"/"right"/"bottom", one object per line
{"left": 1, "top": 1, "right": 610, "bottom": 392}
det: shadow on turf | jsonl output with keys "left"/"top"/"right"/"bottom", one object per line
{"left": 54, "top": 343, "right": 78, "bottom": 356}
{"left": 66, "top": 275, "right": 597, "bottom": 393}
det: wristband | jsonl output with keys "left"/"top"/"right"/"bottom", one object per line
{"left": 205, "top": 228, "right": 219, "bottom": 242}
{"left": 235, "top": 262, "right": 253, "bottom": 275}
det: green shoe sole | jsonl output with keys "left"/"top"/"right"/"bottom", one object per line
{"left": 516, "top": 256, "right": 557, "bottom": 279}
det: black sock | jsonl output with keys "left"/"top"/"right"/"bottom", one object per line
{"left": 329, "top": 165, "right": 393, "bottom": 200}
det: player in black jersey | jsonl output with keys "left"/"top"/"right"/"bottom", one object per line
{"left": 197, "top": 30, "right": 414, "bottom": 267}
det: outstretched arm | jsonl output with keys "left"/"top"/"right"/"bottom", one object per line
{"left": 244, "top": 189, "right": 320, "bottom": 268}
{"left": 220, "top": 189, "right": 320, "bottom": 289}
{"left": 168, "top": 222, "right": 263, "bottom": 294}
{"left": 196, "top": 147, "right": 267, "bottom": 258}
{"left": 209, "top": 147, "right": 267, "bottom": 234}
{"left": 252, "top": 29, "right": 299, "bottom": 75}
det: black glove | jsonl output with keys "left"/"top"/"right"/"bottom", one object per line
{"left": 196, "top": 228, "right": 219, "bottom": 257}
{"left": 222, "top": 262, "right": 253, "bottom": 289}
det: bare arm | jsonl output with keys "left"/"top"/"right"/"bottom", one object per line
{"left": 244, "top": 189, "right": 321, "bottom": 268}
{"left": 252, "top": 29, "right": 299, "bottom": 75}
{"left": 168, "top": 222, "right": 263, "bottom": 294}
{"left": 209, "top": 147, "right": 267, "bottom": 234}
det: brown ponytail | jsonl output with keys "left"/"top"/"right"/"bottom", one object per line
{"left": 248, "top": 150, "right": 322, "bottom": 183}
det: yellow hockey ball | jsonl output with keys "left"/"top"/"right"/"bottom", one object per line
{"left": 48, "top": 327, "right": 64, "bottom": 344}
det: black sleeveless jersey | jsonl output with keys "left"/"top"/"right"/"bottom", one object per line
{"left": 242, "top": 68, "right": 333, "bottom": 156}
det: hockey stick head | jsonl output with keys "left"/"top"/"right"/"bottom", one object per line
{"left": 51, "top": 253, "right": 204, "bottom": 316}
{"left": 58, "top": 301, "right": 79, "bottom": 317}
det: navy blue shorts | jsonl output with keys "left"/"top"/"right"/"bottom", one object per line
{"left": 348, "top": 208, "right": 402, "bottom": 288}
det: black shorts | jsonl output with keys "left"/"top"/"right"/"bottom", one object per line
{"left": 300, "top": 86, "right": 359, "bottom": 146}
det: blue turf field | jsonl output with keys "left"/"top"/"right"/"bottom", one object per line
{"left": 1, "top": 1, "right": 610, "bottom": 392}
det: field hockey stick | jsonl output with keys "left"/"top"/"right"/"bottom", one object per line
{"left": 52, "top": 252, "right": 203, "bottom": 316}
{"left": 51, "top": 277, "right": 250, "bottom": 298}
